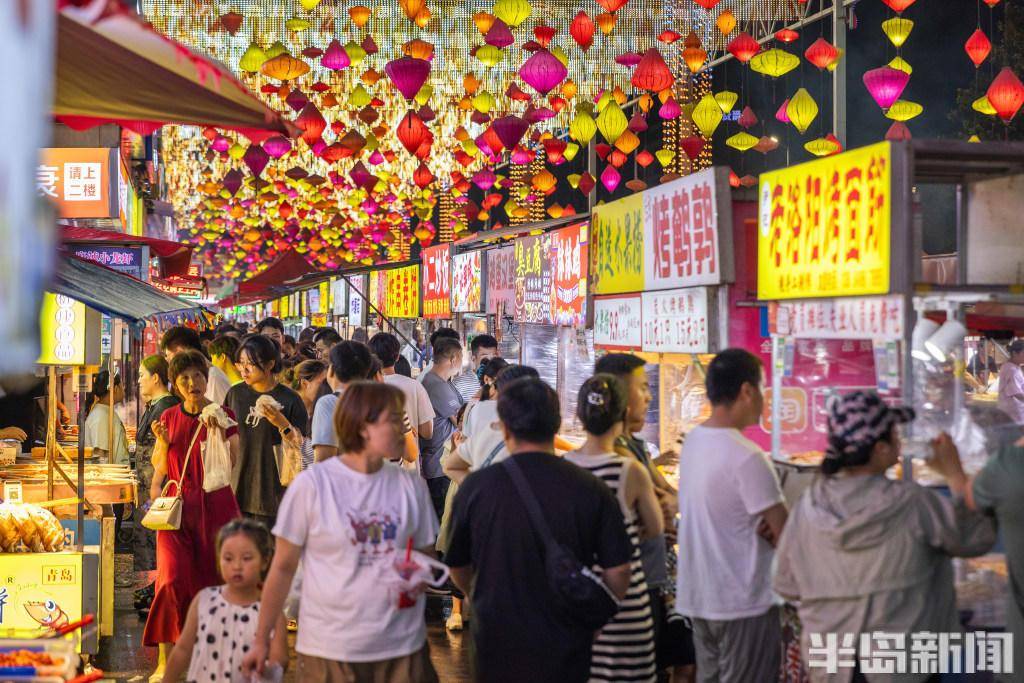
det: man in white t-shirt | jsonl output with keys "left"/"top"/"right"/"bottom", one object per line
{"left": 676, "top": 348, "right": 787, "bottom": 683}
{"left": 997, "top": 340, "right": 1024, "bottom": 425}
{"left": 369, "top": 333, "right": 435, "bottom": 440}
{"left": 310, "top": 341, "right": 374, "bottom": 462}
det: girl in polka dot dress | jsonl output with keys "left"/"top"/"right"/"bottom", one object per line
{"left": 161, "top": 519, "right": 288, "bottom": 682}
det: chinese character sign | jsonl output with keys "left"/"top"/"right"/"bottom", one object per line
{"left": 38, "top": 149, "right": 117, "bottom": 219}
{"left": 422, "top": 244, "right": 451, "bottom": 319}
{"left": 758, "top": 142, "right": 892, "bottom": 300}
{"left": 591, "top": 193, "right": 643, "bottom": 295}
{"left": 641, "top": 287, "right": 711, "bottom": 353}
{"left": 452, "top": 251, "right": 483, "bottom": 313}
{"left": 70, "top": 246, "right": 144, "bottom": 279}
{"left": 348, "top": 275, "right": 365, "bottom": 325}
{"left": 550, "top": 224, "right": 589, "bottom": 326}
{"left": 772, "top": 296, "right": 904, "bottom": 341}
{"left": 594, "top": 295, "right": 642, "bottom": 350}
{"left": 385, "top": 265, "right": 420, "bottom": 318}
{"left": 332, "top": 277, "right": 348, "bottom": 316}
{"left": 643, "top": 168, "right": 723, "bottom": 291}
{"left": 486, "top": 246, "right": 516, "bottom": 317}
{"left": 514, "top": 233, "right": 552, "bottom": 323}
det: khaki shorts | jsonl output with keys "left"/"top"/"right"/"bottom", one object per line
{"left": 296, "top": 644, "right": 439, "bottom": 683}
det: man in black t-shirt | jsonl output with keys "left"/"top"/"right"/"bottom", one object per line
{"left": 446, "top": 378, "right": 632, "bottom": 683}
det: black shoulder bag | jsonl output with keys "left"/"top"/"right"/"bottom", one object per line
{"left": 502, "top": 457, "right": 620, "bottom": 631}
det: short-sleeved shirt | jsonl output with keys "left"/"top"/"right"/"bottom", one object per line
{"left": 418, "top": 372, "right": 464, "bottom": 480}
{"left": 310, "top": 391, "right": 341, "bottom": 448}
{"left": 82, "top": 404, "right": 130, "bottom": 465}
{"left": 998, "top": 362, "right": 1024, "bottom": 424}
{"left": 972, "top": 443, "right": 1024, "bottom": 672}
{"left": 384, "top": 373, "right": 435, "bottom": 433}
{"left": 205, "top": 364, "right": 233, "bottom": 406}
{"left": 446, "top": 452, "right": 631, "bottom": 683}
{"left": 675, "top": 425, "right": 785, "bottom": 620}
{"left": 455, "top": 401, "right": 507, "bottom": 471}
{"left": 451, "top": 369, "right": 481, "bottom": 403}
{"left": 273, "top": 459, "right": 438, "bottom": 662}
{"left": 224, "top": 382, "right": 308, "bottom": 518}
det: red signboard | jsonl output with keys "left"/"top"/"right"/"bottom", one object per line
{"left": 549, "top": 224, "right": 588, "bottom": 326}
{"left": 514, "top": 233, "right": 552, "bottom": 323}
{"left": 422, "top": 244, "right": 451, "bottom": 319}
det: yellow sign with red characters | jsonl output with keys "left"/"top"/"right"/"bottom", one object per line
{"left": 385, "top": 265, "right": 420, "bottom": 318}
{"left": 757, "top": 142, "right": 892, "bottom": 300}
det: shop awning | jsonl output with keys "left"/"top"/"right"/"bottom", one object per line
{"left": 53, "top": 253, "right": 205, "bottom": 326}
{"left": 54, "top": 0, "right": 294, "bottom": 140}
{"left": 239, "top": 250, "right": 319, "bottom": 295}
{"left": 59, "top": 224, "right": 193, "bottom": 278}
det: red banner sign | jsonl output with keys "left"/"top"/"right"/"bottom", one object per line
{"left": 422, "top": 244, "right": 451, "bottom": 319}
{"left": 550, "top": 224, "right": 588, "bottom": 326}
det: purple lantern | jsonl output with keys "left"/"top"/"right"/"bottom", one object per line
{"left": 322, "top": 39, "right": 351, "bottom": 71}
{"left": 222, "top": 168, "right": 243, "bottom": 195}
{"left": 485, "top": 19, "right": 515, "bottom": 48}
{"left": 385, "top": 57, "right": 431, "bottom": 101}
{"left": 264, "top": 135, "right": 292, "bottom": 158}
{"left": 285, "top": 89, "right": 308, "bottom": 112}
{"left": 862, "top": 66, "right": 909, "bottom": 110}
{"left": 243, "top": 144, "right": 270, "bottom": 177}
{"left": 519, "top": 49, "right": 568, "bottom": 96}
{"left": 492, "top": 115, "right": 530, "bottom": 150}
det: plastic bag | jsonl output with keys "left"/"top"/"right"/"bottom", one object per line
{"left": 200, "top": 404, "right": 236, "bottom": 493}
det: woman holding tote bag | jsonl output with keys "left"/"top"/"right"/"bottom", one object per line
{"left": 143, "top": 349, "right": 241, "bottom": 682}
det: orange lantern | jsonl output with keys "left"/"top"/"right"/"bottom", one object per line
{"left": 349, "top": 5, "right": 371, "bottom": 27}
{"left": 596, "top": 12, "right": 617, "bottom": 35}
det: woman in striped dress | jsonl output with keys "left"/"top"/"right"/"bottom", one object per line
{"left": 565, "top": 373, "right": 664, "bottom": 683}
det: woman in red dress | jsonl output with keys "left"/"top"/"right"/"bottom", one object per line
{"left": 143, "top": 350, "right": 240, "bottom": 682}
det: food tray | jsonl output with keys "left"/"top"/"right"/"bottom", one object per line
{"left": 0, "top": 639, "right": 77, "bottom": 680}
{"left": 771, "top": 451, "right": 824, "bottom": 471}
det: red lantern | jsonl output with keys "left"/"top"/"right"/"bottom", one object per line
{"left": 413, "top": 163, "right": 434, "bottom": 188}
{"left": 534, "top": 25, "right": 557, "bottom": 46}
{"left": 983, "top": 0, "right": 1000, "bottom": 5}
{"left": 295, "top": 102, "right": 326, "bottom": 144}
{"left": 680, "top": 135, "right": 705, "bottom": 161}
{"left": 965, "top": 29, "right": 992, "bottom": 69}
{"left": 775, "top": 28, "right": 799, "bottom": 43}
{"left": 636, "top": 149, "right": 654, "bottom": 167}
{"left": 570, "top": 12, "right": 595, "bottom": 51}
{"left": 805, "top": 37, "right": 838, "bottom": 70}
{"left": 658, "top": 30, "right": 681, "bottom": 44}
{"left": 987, "top": 67, "right": 1024, "bottom": 122}
{"left": 726, "top": 32, "right": 760, "bottom": 63}
{"left": 631, "top": 48, "right": 675, "bottom": 92}
{"left": 885, "top": 121, "right": 912, "bottom": 141}
{"left": 596, "top": 0, "right": 628, "bottom": 12}
{"left": 396, "top": 109, "right": 427, "bottom": 154}
{"left": 693, "top": 0, "right": 720, "bottom": 8}
{"left": 880, "top": 0, "right": 916, "bottom": 12}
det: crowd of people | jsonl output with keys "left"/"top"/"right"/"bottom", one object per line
{"left": 122, "top": 319, "right": 1024, "bottom": 683}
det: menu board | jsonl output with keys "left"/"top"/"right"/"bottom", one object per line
{"left": 452, "top": 251, "right": 483, "bottom": 313}
{"left": 486, "top": 245, "right": 516, "bottom": 317}
{"left": 422, "top": 243, "right": 451, "bottom": 319}
{"left": 593, "top": 294, "right": 642, "bottom": 351}
{"left": 514, "top": 233, "right": 552, "bottom": 323}
{"left": 549, "top": 224, "right": 588, "bottom": 326}
{"left": 384, "top": 265, "right": 420, "bottom": 318}
{"left": 641, "top": 287, "right": 712, "bottom": 354}
{"left": 591, "top": 193, "right": 643, "bottom": 294}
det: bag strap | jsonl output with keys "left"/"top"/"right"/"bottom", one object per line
{"left": 480, "top": 441, "right": 505, "bottom": 469}
{"left": 502, "top": 458, "right": 556, "bottom": 553}
{"left": 168, "top": 422, "right": 203, "bottom": 498}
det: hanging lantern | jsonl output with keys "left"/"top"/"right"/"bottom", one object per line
{"left": 596, "top": 101, "right": 628, "bottom": 142}
{"left": 754, "top": 136, "right": 778, "bottom": 154}
{"left": 885, "top": 99, "right": 923, "bottom": 122}
{"left": 693, "top": 0, "right": 721, "bottom": 8}
{"left": 737, "top": 106, "right": 758, "bottom": 129}
{"left": 714, "top": 90, "right": 739, "bottom": 113}
{"left": 635, "top": 149, "right": 655, "bottom": 167}
{"left": 775, "top": 28, "right": 799, "bottom": 43}
{"left": 473, "top": 11, "right": 496, "bottom": 33}
{"left": 472, "top": 91, "right": 495, "bottom": 113}
{"left": 655, "top": 148, "right": 675, "bottom": 167}
{"left": 476, "top": 45, "right": 504, "bottom": 68}
{"left": 571, "top": 12, "right": 596, "bottom": 51}
{"left": 683, "top": 45, "right": 707, "bottom": 73}
{"left": 804, "top": 137, "right": 840, "bottom": 157}
{"left": 396, "top": 110, "right": 428, "bottom": 154}
{"left": 399, "top": 0, "right": 425, "bottom": 21}
{"left": 863, "top": 66, "right": 910, "bottom": 110}
{"left": 885, "top": 121, "right": 912, "bottom": 141}
{"left": 965, "top": 29, "right": 992, "bottom": 68}
{"left": 787, "top": 88, "right": 818, "bottom": 133}
{"left": 972, "top": 95, "right": 997, "bottom": 116}
{"left": 519, "top": 49, "right": 568, "bottom": 95}
{"left": 385, "top": 57, "right": 431, "bottom": 101}
{"left": 888, "top": 56, "right": 913, "bottom": 75}
{"left": 987, "top": 67, "right": 1024, "bottom": 122}
{"left": 716, "top": 9, "right": 736, "bottom": 34}
{"left": 295, "top": 102, "right": 327, "bottom": 144}
{"left": 726, "top": 32, "right": 760, "bottom": 63}
{"left": 968, "top": 134, "right": 981, "bottom": 142}
{"left": 285, "top": 17, "right": 311, "bottom": 31}
{"left": 239, "top": 42, "right": 267, "bottom": 73}
{"left": 632, "top": 48, "right": 675, "bottom": 91}
{"left": 413, "top": 163, "right": 434, "bottom": 189}
{"left": 492, "top": 115, "right": 530, "bottom": 149}
{"left": 493, "top": 0, "right": 532, "bottom": 27}
{"left": 600, "top": 166, "right": 621, "bottom": 193}
{"left": 680, "top": 135, "right": 705, "bottom": 160}
{"left": 219, "top": 12, "right": 243, "bottom": 35}
{"left": 658, "top": 30, "right": 681, "bottom": 44}
{"left": 264, "top": 136, "right": 292, "bottom": 158}
{"left": 750, "top": 49, "right": 800, "bottom": 78}
{"left": 658, "top": 98, "right": 681, "bottom": 120}
{"left": 774, "top": 99, "right": 790, "bottom": 123}
{"left": 726, "top": 131, "right": 759, "bottom": 152}
{"left": 596, "top": 12, "right": 617, "bottom": 35}
{"left": 299, "top": 0, "right": 322, "bottom": 9}
{"left": 344, "top": 41, "right": 367, "bottom": 66}
{"left": 349, "top": 5, "right": 371, "bottom": 27}
{"left": 569, "top": 110, "right": 597, "bottom": 143}
{"left": 882, "top": 18, "right": 913, "bottom": 48}
{"left": 597, "top": 0, "right": 628, "bottom": 11}
{"left": 485, "top": 19, "right": 515, "bottom": 48}
{"left": 692, "top": 94, "right": 724, "bottom": 137}
{"left": 880, "top": 0, "right": 916, "bottom": 13}
{"left": 804, "top": 37, "right": 838, "bottom": 70}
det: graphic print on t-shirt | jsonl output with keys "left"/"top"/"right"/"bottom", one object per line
{"left": 347, "top": 507, "right": 402, "bottom": 565}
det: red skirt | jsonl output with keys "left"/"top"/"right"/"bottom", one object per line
{"left": 142, "top": 486, "right": 240, "bottom": 645}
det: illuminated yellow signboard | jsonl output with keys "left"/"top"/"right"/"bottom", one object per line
{"left": 757, "top": 142, "right": 892, "bottom": 300}
{"left": 385, "top": 265, "right": 421, "bottom": 318}
{"left": 37, "top": 293, "right": 100, "bottom": 366}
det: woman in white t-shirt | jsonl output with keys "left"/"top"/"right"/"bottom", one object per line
{"left": 82, "top": 370, "right": 129, "bottom": 465}
{"left": 242, "top": 381, "right": 440, "bottom": 681}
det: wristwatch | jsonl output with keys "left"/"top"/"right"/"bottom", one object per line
{"left": 280, "top": 425, "right": 293, "bottom": 436}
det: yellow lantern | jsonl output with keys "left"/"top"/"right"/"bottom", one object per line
{"left": 461, "top": 139, "right": 479, "bottom": 156}
{"left": 228, "top": 142, "right": 245, "bottom": 159}
{"left": 596, "top": 101, "right": 628, "bottom": 143}
{"left": 564, "top": 142, "right": 580, "bottom": 161}
{"left": 472, "top": 91, "right": 495, "bottom": 113}
{"left": 494, "top": 0, "right": 532, "bottom": 26}
{"left": 551, "top": 46, "right": 569, "bottom": 67}
{"left": 596, "top": 90, "right": 614, "bottom": 112}
{"left": 887, "top": 56, "right": 912, "bottom": 75}
{"left": 968, "top": 134, "right": 981, "bottom": 143}
{"left": 972, "top": 95, "right": 997, "bottom": 116}
{"left": 655, "top": 149, "right": 675, "bottom": 168}
{"left": 285, "top": 17, "right": 311, "bottom": 31}
{"left": 567, "top": 173, "right": 582, "bottom": 189}
{"left": 726, "top": 131, "right": 759, "bottom": 152}
{"left": 885, "top": 99, "right": 923, "bottom": 122}
{"left": 299, "top": 0, "right": 322, "bottom": 9}
{"left": 414, "top": 84, "right": 433, "bottom": 106}
{"left": 239, "top": 42, "right": 267, "bottom": 73}
{"left": 264, "top": 41, "right": 288, "bottom": 59}
{"left": 787, "top": 88, "right": 818, "bottom": 134}
{"left": 716, "top": 9, "right": 736, "bottom": 35}
{"left": 750, "top": 49, "right": 800, "bottom": 79}
{"left": 804, "top": 137, "right": 840, "bottom": 157}
{"left": 692, "top": 93, "right": 723, "bottom": 138}
{"left": 476, "top": 45, "right": 504, "bottom": 67}
{"left": 882, "top": 17, "right": 913, "bottom": 48}
{"left": 714, "top": 90, "right": 739, "bottom": 113}
{"left": 473, "top": 11, "right": 495, "bottom": 34}
{"left": 569, "top": 110, "right": 596, "bottom": 143}
{"left": 344, "top": 41, "right": 367, "bottom": 66}
{"left": 348, "top": 84, "right": 371, "bottom": 108}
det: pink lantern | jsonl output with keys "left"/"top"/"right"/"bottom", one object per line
{"left": 885, "top": 121, "right": 911, "bottom": 141}
{"left": 485, "top": 19, "right": 514, "bottom": 48}
{"left": 322, "top": 39, "right": 351, "bottom": 70}
{"left": 738, "top": 106, "right": 758, "bottom": 129}
{"left": 600, "top": 165, "right": 621, "bottom": 192}
{"left": 263, "top": 135, "right": 292, "bottom": 158}
{"left": 524, "top": 106, "right": 556, "bottom": 124}
{"left": 863, "top": 66, "right": 910, "bottom": 110}
{"left": 492, "top": 115, "right": 531, "bottom": 150}
{"left": 385, "top": 57, "right": 431, "bottom": 100}
{"left": 658, "top": 97, "right": 681, "bottom": 120}
{"left": 519, "top": 49, "right": 568, "bottom": 96}
{"left": 211, "top": 135, "right": 230, "bottom": 153}
{"left": 775, "top": 99, "right": 790, "bottom": 123}
{"left": 510, "top": 145, "right": 535, "bottom": 164}
{"left": 615, "top": 52, "right": 642, "bottom": 68}
{"left": 473, "top": 169, "right": 497, "bottom": 190}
